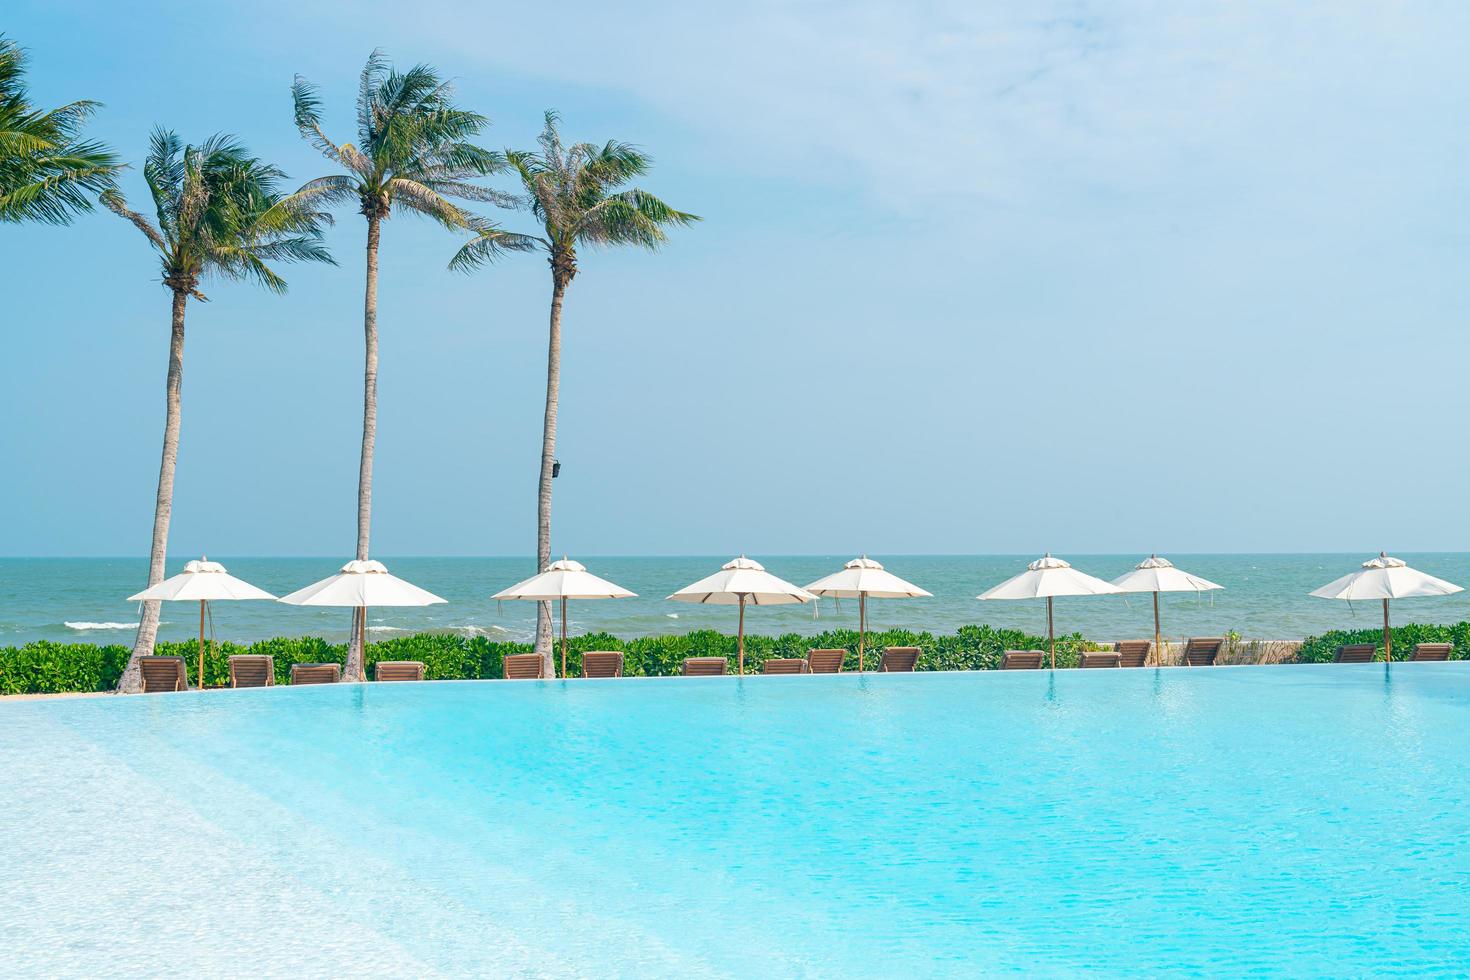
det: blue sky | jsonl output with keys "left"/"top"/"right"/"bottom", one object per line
{"left": 3, "top": 1, "right": 1470, "bottom": 557}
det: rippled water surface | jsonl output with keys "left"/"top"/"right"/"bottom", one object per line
{"left": 6, "top": 664, "right": 1470, "bottom": 976}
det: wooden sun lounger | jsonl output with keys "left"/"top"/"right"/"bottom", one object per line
{"left": 228, "top": 654, "right": 274, "bottom": 688}
{"left": 582, "top": 651, "right": 624, "bottom": 678}
{"left": 502, "top": 654, "right": 545, "bottom": 679}
{"left": 375, "top": 660, "right": 425, "bottom": 682}
{"left": 1001, "top": 650, "right": 1044, "bottom": 670}
{"left": 1078, "top": 651, "right": 1121, "bottom": 668}
{"left": 762, "top": 658, "right": 809, "bottom": 674}
{"left": 1333, "top": 644, "right": 1376, "bottom": 664}
{"left": 1409, "top": 643, "right": 1452, "bottom": 661}
{"left": 139, "top": 655, "right": 188, "bottom": 692}
{"left": 682, "top": 657, "right": 727, "bottom": 676}
{"left": 290, "top": 663, "right": 340, "bottom": 685}
{"left": 807, "top": 649, "right": 845, "bottom": 674}
{"left": 1182, "top": 638, "right": 1224, "bottom": 666}
{"left": 1114, "top": 640, "right": 1151, "bottom": 668}
{"left": 880, "top": 647, "right": 920, "bottom": 672}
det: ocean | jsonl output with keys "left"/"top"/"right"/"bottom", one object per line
{"left": 4, "top": 553, "right": 1470, "bottom": 648}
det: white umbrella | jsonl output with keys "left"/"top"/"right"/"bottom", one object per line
{"left": 804, "top": 556, "right": 931, "bottom": 672}
{"left": 978, "top": 553, "right": 1121, "bottom": 669}
{"left": 668, "top": 556, "right": 815, "bottom": 675}
{"left": 1309, "top": 552, "right": 1462, "bottom": 661}
{"left": 129, "top": 557, "right": 276, "bottom": 690}
{"left": 1111, "top": 555, "right": 1224, "bottom": 666}
{"left": 278, "top": 560, "right": 446, "bottom": 680}
{"left": 493, "top": 557, "right": 636, "bottom": 679}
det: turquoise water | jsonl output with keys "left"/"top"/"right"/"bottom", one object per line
{"left": 5, "top": 665, "right": 1470, "bottom": 976}
{"left": 6, "top": 554, "right": 1470, "bottom": 647}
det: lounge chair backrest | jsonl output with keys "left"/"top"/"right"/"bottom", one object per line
{"left": 228, "top": 654, "right": 274, "bottom": 688}
{"left": 1079, "top": 651, "right": 1121, "bottom": 668}
{"left": 1333, "top": 644, "right": 1376, "bottom": 664}
{"left": 762, "top": 658, "right": 808, "bottom": 675}
{"left": 682, "top": 657, "right": 727, "bottom": 676}
{"left": 1183, "top": 638, "right": 1224, "bottom": 666}
{"left": 502, "top": 654, "right": 545, "bottom": 680}
{"left": 375, "top": 660, "right": 425, "bottom": 682}
{"left": 807, "top": 649, "right": 846, "bottom": 673}
{"left": 291, "top": 663, "right": 340, "bottom": 685}
{"left": 880, "top": 647, "right": 920, "bottom": 672}
{"left": 1409, "top": 642, "right": 1452, "bottom": 662}
{"left": 1001, "top": 650, "right": 1044, "bottom": 670}
{"left": 1114, "top": 640, "right": 1151, "bottom": 668}
{"left": 139, "top": 656, "right": 187, "bottom": 693}
{"left": 582, "top": 651, "right": 624, "bottom": 678}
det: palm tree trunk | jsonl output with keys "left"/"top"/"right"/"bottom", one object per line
{"left": 534, "top": 274, "right": 567, "bottom": 676}
{"left": 118, "top": 288, "right": 188, "bottom": 693}
{"left": 346, "top": 213, "right": 381, "bottom": 683}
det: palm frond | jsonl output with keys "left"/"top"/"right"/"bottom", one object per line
{"left": 108, "top": 127, "right": 334, "bottom": 293}
{"left": 290, "top": 76, "right": 342, "bottom": 163}
{"left": 294, "top": 50, "right": 499, "bottom": 228}
{"left": 384, "top": 176, "right": 471, "bottom": 229}
{"left": 356, "top": 48, "right": 389, "bottom": 149}
{"left": 289, "top": 174, "right": 359, "bottom": 209}
{"left": 497, "top": 111, "right": 698, "bottom": 266}
{"left": 99, "top": 187, "right": 167, "bottom": 251}
{"left": 448, "top": 217, "right": 541, "bottom": 272}
{"left": 0, "top": 36, "right": 121, "bottom": 224}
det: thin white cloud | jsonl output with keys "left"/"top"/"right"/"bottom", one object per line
{"left": 411, "top": 0, "right": 1470, "bottom": 218}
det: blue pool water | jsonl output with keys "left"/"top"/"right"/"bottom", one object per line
{"left": 5, "top": 665, "right": 1470, "bottom": 977}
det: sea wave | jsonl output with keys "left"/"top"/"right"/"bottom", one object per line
{"left": 451, "top": 623, "right": 531, "bottom": 640}
{"left": 366, "top": 626, "right": 409, "bottom": 634}
{"left": 65, "top": 621, "right": 142, "bottom": 631}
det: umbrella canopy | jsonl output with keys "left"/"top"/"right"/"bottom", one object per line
{"left": 493, "top": 558, "right": 636, "bottom": 679}
{"left": 278, "top": 559, "right": 446, "bottom": 608}
{"left": 128, "top": 558, "right": 277, "bottom": 603}
{"left": 805, "top": 556, "right": 932, "bottom": 600}
{"left": 668, "top": 556, "right": 814, "bottom": 674}
{"left": 1111, "top": 555, "right": 1224, "bottom": 665}
{"left": 493, "top": 558, "right": 636, "bottom": 602}
{"left": 127, "top": 558, "right": 277, "bottom": 692}
{"left": 1309, "top": 553, "right": 1462, "bottom": 660}
{"left": 1112, "top": 555, "right": 1223, "bottom": 596}
{"left": 1309, "top": 553, "right": 1461, "bottom": 601}
{"left": 978, "top": 554, "right": 1121, "bottom": 668}
{"left": 979, "top": 554, "right": 1121, "bottom": 600}
{"left": 804, "top": 556, "right": 931, "bottom": 671}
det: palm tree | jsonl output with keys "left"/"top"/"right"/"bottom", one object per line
{"left": 103, "top": 129, "right": 333, "bottom": 693}
{"left": 0, "top": 35, "right": 120, "bottom": 224}
{"left": 452, "top": 111, "right": 698, "bottom": 674}
{"left": 290, "top": 51, "right": 527, "bottom": 681}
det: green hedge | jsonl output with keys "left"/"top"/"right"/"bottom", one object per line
{"left": 0, "top": 624, "right": 1092, "bottom": 695}
{"left": 1297, "top": 622, "right": 1470, "bottom": 663}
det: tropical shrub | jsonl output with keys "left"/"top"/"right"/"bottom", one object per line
{"left": 0, "top": 641, "right": 131, "bottom": 694}
{"left": 0, "top": 624, "right": 1110, "bottom": 694}
{"left": 1296, "top": 623, "right": 1470, "bottom": 663}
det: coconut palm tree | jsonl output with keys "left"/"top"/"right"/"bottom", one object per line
{"left": 0, "top": 35, "right": 120, "bottom": 224}
{"left": 290, "top": 51, "right": 528, "bottom": 681}
{"left": 103, "top": 129, "right": 333, "bottom": 693}
{"left": 452, "top": 110, "right": 698, "bottom": 674}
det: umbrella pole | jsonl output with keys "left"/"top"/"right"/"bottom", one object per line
{"left": 738, "top": 595, "right": 746, "bottom": 675}
{"left": 561, "top": 597, "right": 568, "bottom": 679}
{"left": 859, "top": 593, "right": 866, "bottom": 673}
{"left": 196, "top": 599, "right": 205, "bottom": 690}
{"left": 1383, "top": 598, "right": 1392, "bottom": 662}
{"left": 1047, "top": 596, "right": 1055, "bottom": 670}
{"left": 1152, "top": 592, "right": 1161, "bottom": 667}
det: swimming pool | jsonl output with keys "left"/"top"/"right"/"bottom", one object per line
{"left": 5, "top": 664, "right": 1469, "bottom": 977}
